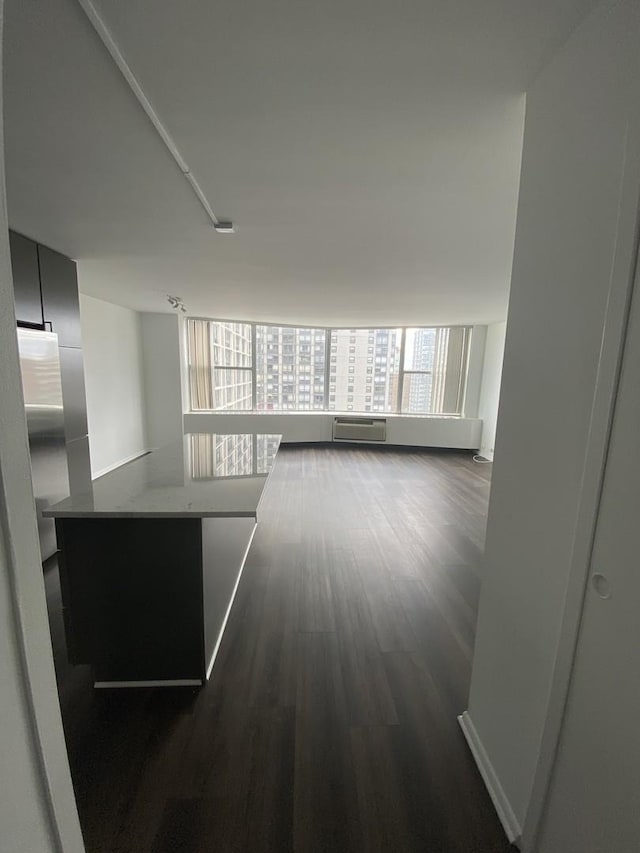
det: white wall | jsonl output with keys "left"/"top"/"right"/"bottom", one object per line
{"left": 477, "top": 322, "right": 506, "bottom": 460}
{"left": 464, "top": 0, "right": 640, "bottom": 843}
{"left": 184, "top": 411, "right": 482, "bottom": 448}
{"left": 141, "top": 313, "right": 184, "bottom": 448}
{"left": 0, "top": 3, "right": 85, "bottom": 847}
{"left": 80, "top": 294, "right": 147, "bottom": 477}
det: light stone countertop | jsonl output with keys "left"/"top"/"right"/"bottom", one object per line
{"left": 43, "top": 433, "right": 281, "bottom": 519}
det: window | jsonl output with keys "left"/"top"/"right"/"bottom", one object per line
{"left": 255, "top": 326, "right": 327, "bottom": 411}
{"left": 188, "top": 319, "right": 252, "bottom": 410}
{"left": 401, "top": 327, "right": 470, "bottom": 414}
{"left": 329, "top": 328, "right": 400, "bottom": 413}
{"left": 187, "top": 320, "right": 470, "bottom": 416}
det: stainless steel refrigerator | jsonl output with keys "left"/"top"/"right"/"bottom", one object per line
{"left": 17, "top": 327, "right": 70, "bottom": 560}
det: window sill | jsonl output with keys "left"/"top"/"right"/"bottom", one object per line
{"left": 187, "top": 410, "right": 465, "bottom": 419}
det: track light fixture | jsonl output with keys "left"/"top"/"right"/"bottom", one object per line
{"left": 167, "top": 295, "right": 187, "bottom": 313}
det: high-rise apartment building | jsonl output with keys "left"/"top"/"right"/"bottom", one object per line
{"left": 211, "top": 321, "right": 252, "bottom": 410}
{"left": 405, "top": 327, "right": 436, "bottom": 413}
{"left": 328, "top": 329, "right": 400, "bottom": 413}
{"left": 255, "top": 326, "right": 326, "bottom": 410}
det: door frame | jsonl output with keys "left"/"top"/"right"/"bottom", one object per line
{"left": 0, "top": 3, "right": 86, "bottom": 848}
{"left": 521, "top": 110, "right": 640, "bottom": 851}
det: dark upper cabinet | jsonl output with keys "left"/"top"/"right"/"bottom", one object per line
{"left": 39, "top": 244, "right": 81, "bottom": 347}
{"left": 9, "top": 230, "right": 43, "bottom": 326}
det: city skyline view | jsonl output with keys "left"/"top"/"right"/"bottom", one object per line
{"left": 187, "top": 319, "right": 470, "bottom": 416}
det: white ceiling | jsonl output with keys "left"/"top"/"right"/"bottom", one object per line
{"left": 4, "top": 0, "right": 596, "bottom": 326}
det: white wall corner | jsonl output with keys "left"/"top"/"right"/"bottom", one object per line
{"left": 140, "top": 312, "right": 184, "bottom": 448}
{"left": 80, "top": 294, "right": 148, "bottom": 476}
{"left": 463, "top": 325, "right": 488, "bottom": 419}
{"left": 458, "top": 711, "right": 522, "bottom": 846}
{"left": 477, "top": 321, "right": 506, "bottom": 458}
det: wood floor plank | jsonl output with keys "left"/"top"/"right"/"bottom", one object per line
{"left": 243, "top": 706, "right": 296, "bottom": 853}
{"left": 350, "top": 724, "right": 428, "bottom": 853}
{"left": 329, "top": 546, "right": 399, "bottom": 725}
{"left": 151, "top": 798, "right": 205, "bottom": 853}
{"left": 394, "top": 576, "right": 472, "bottom": 714}
{"left": 350, "top": 532, "right": 419, "bottom": 654}
{"left": 293, "top": 631, "right": 362, "bottom": 853}
{"left": 296, "top": 536, "right": 337, "bottom": 632}
{"left": 248, "top": 544, "right": 299, "bottom": 709}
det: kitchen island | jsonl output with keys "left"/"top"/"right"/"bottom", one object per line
{"left": 44, "top": 433, "right": 281, "bottom": 688}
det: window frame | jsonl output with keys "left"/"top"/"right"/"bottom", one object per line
{"left": 400, "top": 326, "right": 471, "bottom": 415}
{"left": 209, "top": 320, "right": 253, "bottom": 411}
{"left": 187, "top": 318, "right": 472, "bottom": 417}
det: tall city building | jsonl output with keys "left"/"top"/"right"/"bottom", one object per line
{"left": 403, "top": 327, "right": 452, "bottom": 414}
{"left": 406, "top": 327, "right": 436, "bottom": 413}
{"left": 328, "top": 329, "right": 400, "bottom": 413}
{"left": 255, "top": 326, "right": 326, "bottom": 410}
{"left": 211, "top": 321, "right": 252, "bottom": 410}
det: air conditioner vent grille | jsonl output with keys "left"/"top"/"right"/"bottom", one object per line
{"left": 333, "top": 417, "right": 387, "bottom": 442}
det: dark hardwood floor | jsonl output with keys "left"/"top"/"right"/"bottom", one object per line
{"left": 45, "top": 445, "right": 512, "bottom": 853}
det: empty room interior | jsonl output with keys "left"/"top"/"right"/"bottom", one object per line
{"left": 2, "top": 1, "right": 640, "bottom": 852}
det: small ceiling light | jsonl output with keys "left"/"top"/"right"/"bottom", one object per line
{"left": 167, "top": 294, "right": 187, "bottom": 313}
{"left": 213, "top": 221, "right": 235, "bottom": 234}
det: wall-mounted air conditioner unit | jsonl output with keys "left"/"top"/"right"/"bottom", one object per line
{"left": 332, "top": 417, "right": 387, "bottom": 443}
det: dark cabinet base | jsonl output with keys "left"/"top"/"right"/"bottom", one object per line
{"left": 55, "top": 515, "right": 256, "bottom": 687}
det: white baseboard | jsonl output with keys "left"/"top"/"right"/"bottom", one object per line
{"left": 458, "top": 711, "right": 522, "bottom": 846}
{"left": 478, "top": 447, "right": 494, "bottom": 462}
{"left": 91, "top": 448, "right": 150, "bottom": 480}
